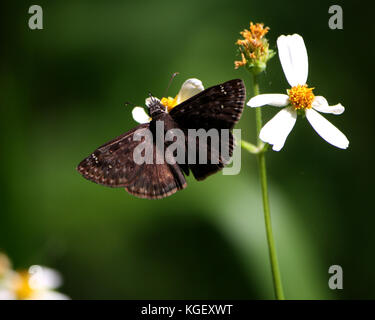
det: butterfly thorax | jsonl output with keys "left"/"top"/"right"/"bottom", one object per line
{"left": 149, "top": 112, "right": 180, "bottom": 134}
{"left": 148, "top": 97, "right": 166, "bottom": 118}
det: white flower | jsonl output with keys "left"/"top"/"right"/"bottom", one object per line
{"left": 0, "top": 253, "right": 70, "bottom": 300}
{"left": 17, "top": 265, "right": 70, "bottom": 300}
{"left": 1, "top": 265, "right": 69, "bottom": 300}
{"left": 247, "top": 34, "right": 349, "bottom": 151}
{"left": 0, "top": 275, "right": 16, "bottom": 300}
{"left": 0, "top": 289, "right": 16, "bottom": 300}
{"left": 0, "top": 253, "right": 16, "bottom": 300}
{"left": 132, "top": 78, "right": 204, "bottom": 123}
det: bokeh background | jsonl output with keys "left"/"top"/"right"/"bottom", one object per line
{"left": 1, "top": 0, "right": 373, "bottom": 299}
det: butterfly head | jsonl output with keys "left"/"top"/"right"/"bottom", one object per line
{"left": 146, "top": 95, "right": 166, "bottom": 118}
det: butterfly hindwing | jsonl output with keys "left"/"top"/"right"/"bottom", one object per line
{"left": 186, "top": 130, "right": 235, "bottom": 180}
{"left": 124, "top": 144, "right": 187, "bottom": 199}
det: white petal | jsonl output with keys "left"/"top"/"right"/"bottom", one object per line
{"left": 28, "top": 266, "right": 62, "bottom": 290}
{"left": 29, "top": 290, "right": 70, "bottom": 300}
{"left": 305, "top": 108, "right": 349, "bottom": 149}
{"left": 312, "top": 96, "right": 345, "bottom": 115}
{"left": 0, "top": 289, "right": 16, "bottom": 300}
{"left": 0, "top": 253, "right": 11, "bottom": 271}
{"left": 277, "top": 34, "right": 308, "bottom": 86}
{"left": 247, "top": 94, "right": 289, "bottom": 108}
{"left": 259, "top": 107, "right": 297, "bottom": 151}
{"left": 132, "top": 107, "right": 150, "bottom": 124}
{"left": 176, "top": 78, "right": 204, "bottom": 104}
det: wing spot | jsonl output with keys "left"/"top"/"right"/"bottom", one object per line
{"left": 219, "top": 85, "right": 227, "bottom": 95}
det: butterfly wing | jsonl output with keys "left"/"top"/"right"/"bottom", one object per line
{"left": 169, "top": 79, "right": 245, "bottom": 180}
{"left": 77, "top": 124, "right": 149, "bottom": 187}
{"left": 77, "top": 123, "right": 187, "bottom": 199}
{"left": 169, "top": 79, "right": 246, "bottom": 130}
{"left": 186, "top": 131, "right": 235, "bottom": 180}
{"left": 124, "top": 144, "right": 187, "bottom": 199}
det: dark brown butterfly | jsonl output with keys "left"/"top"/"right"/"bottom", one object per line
{"left": 77, "top": 79, "right": 245, "bottom": 199}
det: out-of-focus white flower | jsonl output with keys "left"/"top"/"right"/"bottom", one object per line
{"left": 0, "top": 252, "right": 11, "bottom": 277}
{"left": 132, "top": 78, "right": 204, "bottom": 124}
{"left": 11, "top": 265, "right": 69, "bottom": 300}
{"left": 0, "top": 253, "right": 15, "bottom": 300}
{"left": 0, "top": 253, "right": 69, "bottom": 300}
{"left": 0, "top": 289, "right": 16, "bottom": 300}
{"left": 247, "top": 34, "right": 349, "bottom": 151}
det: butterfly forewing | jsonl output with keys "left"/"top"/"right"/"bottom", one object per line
{"left": 169, "top": 79, "right": 246, "bottom": 130}
{"left": 169, "top": 79, "right": 244, "bottom": 180}
{"left": 77, "top": 124, "right": 150, "bottom": 187}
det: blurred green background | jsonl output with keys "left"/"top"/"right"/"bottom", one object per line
{"left": 1, "top": 0, "right": 374, "bottom": 299}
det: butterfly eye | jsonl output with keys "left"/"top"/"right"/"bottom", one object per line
{"left": 145, "top": 96, "right": 158, "bottom": 108}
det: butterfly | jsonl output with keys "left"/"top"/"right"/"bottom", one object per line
{"left": 77, "top": 79, "right": 246, "bottom": 199}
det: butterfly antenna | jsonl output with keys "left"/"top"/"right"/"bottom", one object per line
{"left": 163, "top": 72, "right": 179, "bottom": 97}
{"left": 124, "top": 101, "right": 136, "bottom": 108}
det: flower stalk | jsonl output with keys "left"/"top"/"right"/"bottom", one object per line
{"left": 236, "top": 22, "right": 284, "bottom": 299}
{"left": 237, "top": 21, "right": 348, "bottom": 300}
{"left": 240, "top": 140, "right": 261, "bottom": 154}
{"left": 252, "top": 74, "right": 285, "bottom": 300}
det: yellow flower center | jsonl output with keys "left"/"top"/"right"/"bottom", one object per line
{"left": 14, "top": 271, "right": 33, "bottom": 299}
{"left": 288, "top": 84, "right": 315, "bottom": 110}
{"left": 160, "top": 96, "right": 178, "bottom": 112}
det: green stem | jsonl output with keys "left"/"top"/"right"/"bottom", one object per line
{"left": 252, "top": 74, "right": 285, "bottom": 300}
{"left": 241, "top": 140, "right": 259, "bottom": 154}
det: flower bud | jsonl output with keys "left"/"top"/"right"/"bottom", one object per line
{"left": 235, "top": 22, "right": 275, "bottom": 75}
